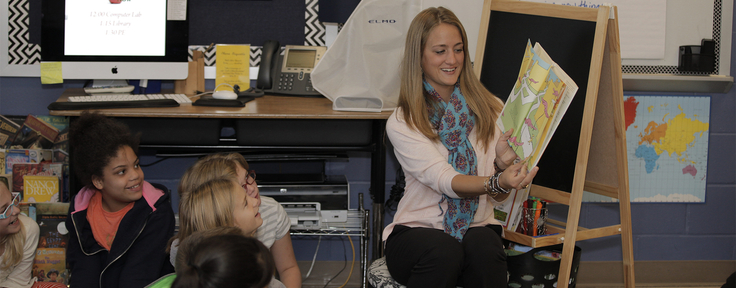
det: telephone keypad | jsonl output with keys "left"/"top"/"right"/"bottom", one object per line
{"left": 275, "top": 72, "right": 316, "bottom": 94}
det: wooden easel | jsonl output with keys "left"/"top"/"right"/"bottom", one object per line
{"left": 473, "top": 1, "right": 635, "bottom": 287}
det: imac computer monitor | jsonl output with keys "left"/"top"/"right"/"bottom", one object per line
{"left": 41, "top": 0, "right": 189, "bottom": 81}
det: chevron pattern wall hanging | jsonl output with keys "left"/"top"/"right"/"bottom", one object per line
{"left": 7, "top": 0, "right": 40, "bottom": 65}
{"left": 304, "top": 0, "right": 325, "bottom": 46}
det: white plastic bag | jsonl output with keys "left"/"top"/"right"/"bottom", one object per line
{"left": 312, "top": 0, "right": 484, "bottom": 112}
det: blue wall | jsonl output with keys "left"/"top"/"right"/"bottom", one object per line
{"left": 2, "top": 6, "right": 735, "bottom": 263}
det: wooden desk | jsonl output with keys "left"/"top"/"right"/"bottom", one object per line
{"left": 51, "top": 89, "right": 391, "bottom": 120}
{"left": 50, "top": 88, "right": 392, "bottom": 260}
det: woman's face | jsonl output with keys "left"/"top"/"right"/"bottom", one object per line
{"left": 0, "top": 185, "right": 21, "bottom": 237}
{"left": 92, "top": 145, "right": 144, "bottom": 212}
{"left": 421, "top": 23, "right": 464, "bottom": 98}
{"left": 231, "top": 181, "right": 262, "bottom": 236}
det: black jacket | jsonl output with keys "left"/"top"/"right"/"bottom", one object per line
{"left": 65, "top": 182, "right": 176, "bottom": 288}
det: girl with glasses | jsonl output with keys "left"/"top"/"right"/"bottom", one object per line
{"left": 0, "top": 183, "right": 38, "bottom": 288}
{"left": 171, "top": 153, "right": 299, "bottom": 288}
{"left": 180, "top": 152, "right": 300, "bottom": 288}
{"left": 66, "top": 112, "right": 176, "bottom": 288}
{"left": 0, "top": 183, "right": 66, "bottom": 288}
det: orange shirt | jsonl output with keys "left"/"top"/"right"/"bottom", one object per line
{"left": 87, "top": 191, "right": 134, "bottom": 251}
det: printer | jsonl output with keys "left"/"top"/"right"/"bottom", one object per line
{"left": 257, "top": 174, "right": 349, "bottom": 225}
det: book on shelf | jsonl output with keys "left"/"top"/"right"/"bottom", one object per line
{"left": 36, "top": 115, "right": 69, "bottom": 154}
{"left": 11, "top": 115, "right": 60, "bottom": 150}
{"left": 0, "top": 115, "right": 20, "bottom": 149}
{"left": 494, "top": 41, "right": 578, "bottom": 230}
{"left": 34, "top": 211, "right": 70, "bottom": 285}
{"left": 23, "top": 175, "right": 59, "bottom": 203}
{"left": 5, "top": 149, "right": 53, "bottom": 174}
{"left": 12, "top": 162, "right": 62, "bottom": 202}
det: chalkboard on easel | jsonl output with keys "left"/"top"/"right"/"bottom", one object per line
{"left": 477, "top": 9, "right": 597, "bottom": 192}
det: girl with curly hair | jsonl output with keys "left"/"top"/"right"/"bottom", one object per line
{"left": 66, "top": 111, "right": 176, "bottom": 288}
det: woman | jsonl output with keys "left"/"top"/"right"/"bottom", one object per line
{"left": 383, "top": 7, "right": 538, "bottom": 288}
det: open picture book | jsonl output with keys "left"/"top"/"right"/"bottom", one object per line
{"left": 494, "top": 40, "right": 578, "bottom": 230}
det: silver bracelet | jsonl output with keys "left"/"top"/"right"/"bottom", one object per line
{"left": 491, "top": 172, "right": 510, "bottom": 194}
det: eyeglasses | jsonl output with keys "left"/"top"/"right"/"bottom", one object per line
{"left": 241, "top": 170, "right": 256, "bottom": 189}
{"left": 0, "top": 193, "right": 20, "bottom": 220}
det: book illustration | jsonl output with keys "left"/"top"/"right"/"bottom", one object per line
{"left": 0, "top": 115, "right": 21, "bottom": 149}
{"left": 5, "top": 149, "right": 53, "bottom": 173}
{"left": 12, "top": 163, "right": 62, "bottom": 195}
{"left": 23, "top": 175, "right": 59, "bottom": 203}
{"left": 34, "top": 214, "right": 69, "bottom": 285}
{"left": 496, "top": 41, "right": 579, "bottom": 171}
{"left": 11, "top": 115, "right": 60, "bottom": 149}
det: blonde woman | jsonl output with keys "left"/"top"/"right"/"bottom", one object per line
{"left": 383, "top": 7, "right": 538, "bottom": 288}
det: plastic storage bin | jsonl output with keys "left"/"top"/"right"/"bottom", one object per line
{"left": 506, "top": 244, "right": 582, "bottom": 288}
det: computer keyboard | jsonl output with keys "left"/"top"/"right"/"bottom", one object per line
{"left": 48, "top": 94, "right": 193, "bottom": 110}
{"left": 67, "top": 93, "right": 193, "bottom": 104}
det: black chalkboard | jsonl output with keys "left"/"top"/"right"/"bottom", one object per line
{"left": 478, "top": 10, "right": 597, "bottom": 193}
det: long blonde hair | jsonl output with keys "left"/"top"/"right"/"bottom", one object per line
{"left": 178, "top": 157, "right": 237, "bottom": 201}
{"left": 0, "top": 217, "right": 26, "bottom": 270}
{"left": 176, "top": 177, "right": 240, "bottom": 243}
{"left": 397, "top": 6, "right": 503, "bottom": 151}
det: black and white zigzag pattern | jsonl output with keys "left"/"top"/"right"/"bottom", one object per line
{"left": 304, "top": 0, "right": 325, "bottom": 46}
{"left": 8, "top": 0, "right": 40, "bottom": 65}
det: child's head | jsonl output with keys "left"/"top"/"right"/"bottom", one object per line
{"left": 0, "top": 184, "right": 24, "bottom": 269}
{"left": 178, "top": 153, "right": 258, "bottom": 200}
{"left": 69, "top": 112, "right": 143, "bottom": 211}
{"left": 178, "top": 175, "right": 262, "bottom": 240}
{"left": 172, "top": 227, "right": 274, "bottom": 288}
{"left": 178, "top": 157, "right": 238, "bottom": 200}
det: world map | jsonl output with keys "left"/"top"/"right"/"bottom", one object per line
{"left": 584, "top": 96, "right": 710, "bottom": 202}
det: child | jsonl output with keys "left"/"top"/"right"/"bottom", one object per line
{"left": 148, "top": 227, "right": 275, "bottom": 288}
{"left": 0, "top": 183, "right": 39, "bottom": 288}
{"left": 176, "top": 153, "right": 300, "bottom": 288}
{"left": 66, "top": 111, "right": 176, "bottom": 288}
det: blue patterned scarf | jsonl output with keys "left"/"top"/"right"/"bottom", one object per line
{"left": 425, "top": 80, "right": 479, "bottom": 241}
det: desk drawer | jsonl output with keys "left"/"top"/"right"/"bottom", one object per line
{"left": 235, "top": 119, "right": 372, "bottom": 146}
{"left": 118, "top": 118, "right": 222, "bottom": 145}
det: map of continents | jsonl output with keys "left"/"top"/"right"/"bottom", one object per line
{"left": 584, "top": 96, "right": 710, "bottom": 202}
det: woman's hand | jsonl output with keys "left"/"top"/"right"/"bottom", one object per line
{"left": 495, "top": 129, "right": 518, "bottom": 171}
{"left": 498, "top": 161, "right": 539, "bottom": 191}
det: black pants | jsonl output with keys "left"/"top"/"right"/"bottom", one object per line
{"left": 384, "top": 224, "right": 507, "bottom": 288}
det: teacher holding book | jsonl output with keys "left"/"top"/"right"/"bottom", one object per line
{"left": 383, "top": 6, "right": 538, "bottom": 288}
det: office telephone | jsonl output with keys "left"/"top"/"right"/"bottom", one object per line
{"left": 241, "top": 40, "right": 327, "bottom": 97}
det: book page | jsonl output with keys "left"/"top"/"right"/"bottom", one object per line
{"left": 496, "top": 41, "right": 578, "bottom": 170}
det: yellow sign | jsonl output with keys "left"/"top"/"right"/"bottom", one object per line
{"left": 40, "top": 62, "right": 63, "bottom": 84}
{"left": 215, "top": 44, "right": 250, "bottom": 91}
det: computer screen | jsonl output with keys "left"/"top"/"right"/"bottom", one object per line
{"left": 40, "top": 0, "right": 189, "bottom": 80}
